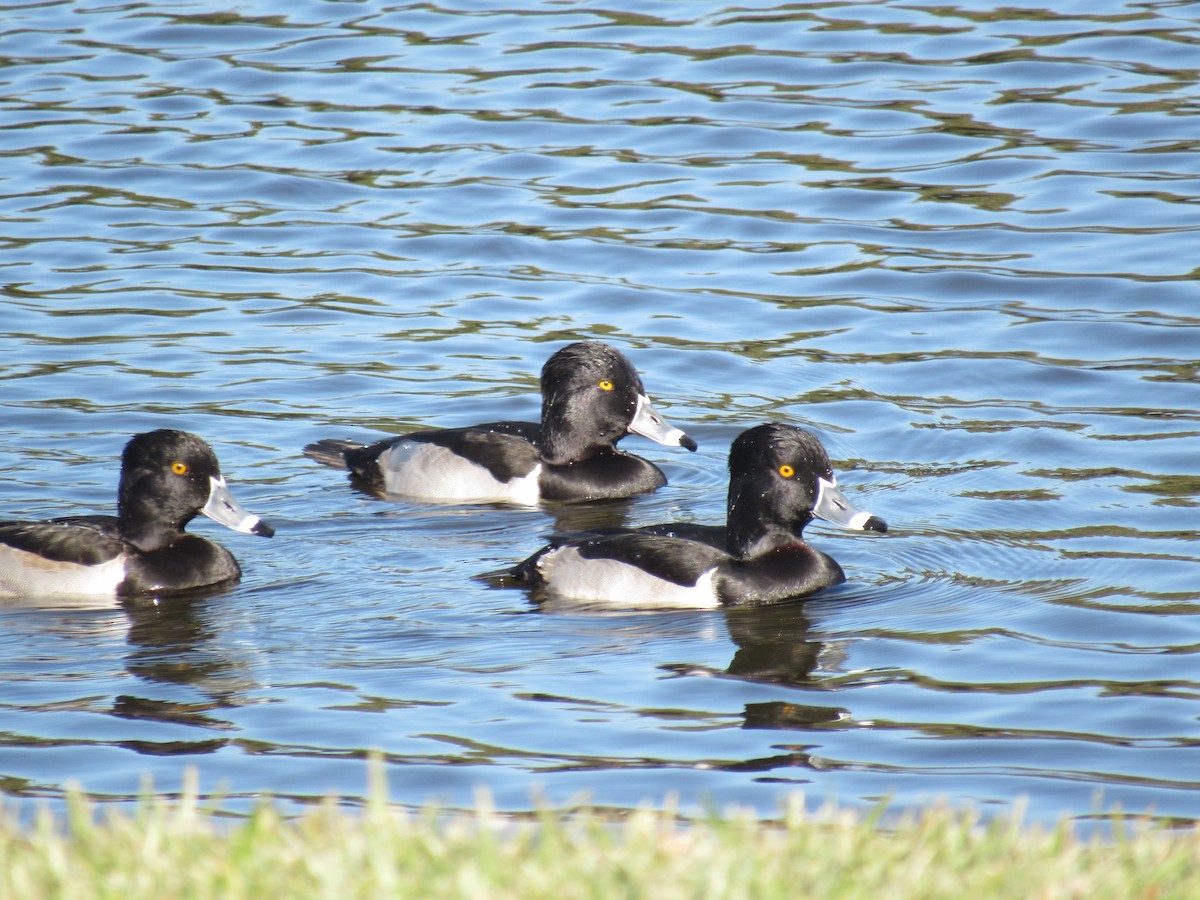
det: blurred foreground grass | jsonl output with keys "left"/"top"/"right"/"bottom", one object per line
{"left": 2, "top": 783, "right": 1197, "bottom": 899}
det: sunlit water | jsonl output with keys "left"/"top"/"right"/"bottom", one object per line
{"left": 1, "top": 0, "right": 1198, "bottom": 827}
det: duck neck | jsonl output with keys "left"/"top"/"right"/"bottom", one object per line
{"left": 725, "top": 483, "right": 811, "bottom": 559}
{"left": 118, "top": 516, "right": 186, "bottom": 553}
{"left": 539, "top": 395, "right": 612, "bottom": 465}
{"left": 117, "top": 480, "right": 188, "bottom": 552}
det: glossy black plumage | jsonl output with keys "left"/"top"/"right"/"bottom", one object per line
{"left": 0, "top": 430, "right": 273, "bottom": 599}
{"left": 512, "top": 424, "right": 887, "bottom": 608}
{"left": 304, "top": 341, "right": 696, "bottom": 503}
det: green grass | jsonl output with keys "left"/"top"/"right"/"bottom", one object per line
{"left": 2, "top": 784, "right": 1197, "bottom": 899}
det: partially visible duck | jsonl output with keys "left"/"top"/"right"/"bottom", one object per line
{"left": 304, "top": 341, "right": 697, "bottom": 504}
{"left": 0, "top": 429, "right": 273, "bottom": 599}
{"left": 512, "top": 423, "right": 886, "bottom": 608}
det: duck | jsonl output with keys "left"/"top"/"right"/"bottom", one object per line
{"left": 511, "top": 423, "right": 887, "bottom": 608}
{"left": 304, "top": 341, "right": 697, "bottom": 504}
{"left": 0, "top": 429, "right": 274, "bottom": 599}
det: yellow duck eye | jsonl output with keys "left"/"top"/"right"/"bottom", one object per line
{"left": 778, "top": 464, "right": 795, "bottom": 478}
{"left": 171, "top": 461, "right": 189, "bottom": 475}
{"left": 597, "top": 379, "right": 614, "bottom": 391}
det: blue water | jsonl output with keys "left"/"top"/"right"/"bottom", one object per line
{"left": 1, "top": 0, "right": 1198, "bottom": 826}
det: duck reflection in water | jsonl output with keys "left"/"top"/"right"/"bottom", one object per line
{"left": 724, "top": 603, "right": 848, "bottom": 732}
{"left": 115, "top": 590, "right": 255, "bottom": 749}
{"left": 0, "top": 586, "right": 255, "bottom": 763}
{"left": 655, "top": 601, "right": 849, "bottom": 775}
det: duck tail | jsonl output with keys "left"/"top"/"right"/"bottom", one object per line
{"left": 302, "top": 438, "right": 364, "bottom": 470}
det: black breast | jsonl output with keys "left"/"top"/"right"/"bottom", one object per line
{"left": 119, "top": 535, "right": 242, "bottom": 596}
{"left": 714, "top": 544, "right": 845, "bottom": 607}
{"left": 538, "top": 452, "right": 667, "bottom": 501}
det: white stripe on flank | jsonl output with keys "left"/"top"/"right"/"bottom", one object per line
{"left": 380, "top": 442, "right": 542, "bottom": 505}
{"left": 538, "top": 546, "right": 720, "bottom": 609}
{"left": 0, "top": 544, "right": 126, "bottom": 600}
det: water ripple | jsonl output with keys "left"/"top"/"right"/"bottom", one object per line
{"left": 0, "top": 0, "right": 1197, "bottom": 824}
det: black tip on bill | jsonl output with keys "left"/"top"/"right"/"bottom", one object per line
{"left": 680, "top": 434, "right": 698, "bottom": 452}
{"left": 863, "top": 516, "right": 888, "bottom": 534}
{"left": 253, "top": 520, "right": 276, "bottom": 538}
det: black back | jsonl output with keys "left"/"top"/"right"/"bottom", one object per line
{"left": 515, "top": 423, "right": 869, "bottom": 606}
{"left": 304, "top": 341, "right": 691, "bottom": 503}
{"left": 342, "top": 424, "right": 543, "bottom": 494}
{"left": 0, "top": 430, "right": 260, "bottom": 597}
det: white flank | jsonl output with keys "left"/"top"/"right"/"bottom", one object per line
{"left": 539, "top": 546, "right": 720, "bottom": 609}
{"left": 0, "top": 544, "right": 126, "bottom": 600}
{"left": 380, "top": 442, "right": 542, "bottom": 505}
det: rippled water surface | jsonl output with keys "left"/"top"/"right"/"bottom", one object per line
{"left": 1, "top": 0, "right": 1198, "bottom": 825}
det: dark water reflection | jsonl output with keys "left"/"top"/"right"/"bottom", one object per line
{"left": 0, "top": 0, "right": 1198, "bottom": 825}
{"left": 118, "top": 596, "right": 246, "bottom": 742}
